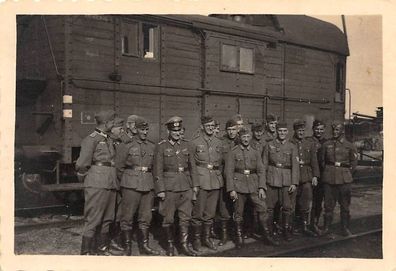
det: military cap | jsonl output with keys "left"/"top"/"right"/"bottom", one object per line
{"left": 165, "top": 116, "right": 183, "bottom": 131}
{"left": 313, "top": 119, "right": 326, "bottom": 128}
{"left": 201, "top": 115, "right": 214, "bottom": 124}
{"left": 135, "top": 117, "right": 149, "bottom": 129}
{"left": 231, "top": 114, "right": 243, "bottom": 122}
{"left": 331, "top": 120, "right": 344, "bottom": 129}
{"left": 113, "top": 117, "right": 124, "bottom": 127}
{"left": 266, "top": 114, "right": 278, "bottom": 122}
{"left": 214, "top": 119, "right": 220, "bottom": 126}
{"left": 238, "top": 127, "right": 251, "bottom": 136}
{"left": 293, "top": 119, "right": 306, "bottom": 130}
{"left": 225, "top": 119, "right": 238, "bottom": 129}
{"left": 127, "top": 114, "right": 139, "bottom": 123}
{"left": 95, "top": 110, "right": 116, "bottom": 124}
{"left": 251, "top": 123, "right": 264, "bottom": 132}
{"left": 277, "top": 121, "right": 288, "bottom": 129}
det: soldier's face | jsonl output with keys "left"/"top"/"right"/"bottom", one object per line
{"left": 169, "top": 129, "right": 181, "bottom": 141}
{"left": 104, "top": 120, "right": 115, "bottom": 132}
{"left": 268, "top": 121, "right": 277, "bottom": 133}
{"left": 126, "top": 122, "right": 137, "bottom": 135}
{"left": 295, "top": 128, "right": 305, "bottom": 140}
{"left": 277, "top": 128, "right": 288, "bottom": 140}
{"left": 180, "top": 129, "right": 185, "bottom": 139}
{"left": 214, "top": 125, "right": 220, "bottom": 135}
{"left": 253, "top": 130, "right": 263, "bottom": 140}
{"left": 111, "top": 126, "right": 124, "bottom": 138}
{"left": 313, "top": 125, "right": 325, "bottom": 139}
{"left": 236, "top": 120, "right": 244, "bottom": 131}
{"left": 226, "top": 126, "right": 238, "bottom": 139}
{"left": 137, "top": 127, "right": 149, "bottom": 141}
{"left": 240, "top": 134, "right": 252, "bottom": 147}
{"left": 332, "top": 126, "right": 343, "bottom": 139}
{"left": 202, "top": 121, "right": 215, "bottom": 136}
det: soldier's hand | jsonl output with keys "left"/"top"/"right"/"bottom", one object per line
{"left": 312, "top": 177, "right": 318, "bottom": 186}
{"left": 193, "top": 186, "right": 199, "bottom": 195}
{"left": 258, "top": 188, "right": 266, "bottom": 199}
{"left": 157, "top": 192, "right": 166, "bottom": 201}
{"left": 230, "top": 191, "right": 238, "bottom": 201}
{"left": 288, "top": 185, "right": 297, "bottom": 194}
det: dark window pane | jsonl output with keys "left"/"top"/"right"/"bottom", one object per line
{"left": 240, "top": 47, "right": 254, "bottom": 73}
{"left": 121, "top": 21, "right": 138, "bottom": 56}
{"left": 142, "top": 24, "right": 157, "bottom": 59}
{"left": 221, "top": 44, "right": 238, "bottom": 70}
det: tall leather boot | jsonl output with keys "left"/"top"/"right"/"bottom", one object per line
{"left": 210, "top": 224, "right": 218, "bottom": 239}
{"left": 234, "top": 221, "right": 244, "bottom": 249}
{"left": 341, "top": 212, "right": 352, "bottom": 237}
{"left": 139, "top": 228, "right": 160, "bottom": 255}
{"left": 192, "top": 225, "right": 202, "bottom": 252}
{"left": 202, "top": 224, "right": 217, "bottom": 250}
{"left": 218, "top": 220, "right": 229, "bottom": 246}
{"left": 110, "top": 222, "right": 125, "bottom": 252}
{"left": 302, "top": 212, "right": 317, "bottom": 237}
{"left": 164, "top": 226, "right": 175, "bottom": 256}
{"left": 282, "top": 213, "right": 293, "bottom": 242}
{"left": 122, "top": 230, "right": 132, "bottom": 256}
{"left": 179, "top": 225, "right": 197, "bottom": 256}
{"left": 97, "top": 233, "right": 112, "bottom": 256}
{"left": 322, "top": 214, "right": 335, "bottom": 239}
{"left": 259, "top": 214, "right": 279, "bottom": 246}
{"left": 81, "top": 236, "right": 94, "bottom": 255}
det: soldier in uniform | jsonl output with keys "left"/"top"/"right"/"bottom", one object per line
{"left": 217, "top": 118, "right": 239, "bottom": 246}
{"left": 306, "top": 119, "right": 327, "bottom": 233}
{"left": 116, "top": 117, "right": 160, "bottom": 256}
{"left": 214, "top": 120, "right": 221, "bottom": 138}
{"left": 225, "top": 128, "right": 278, "bottom": 248}
{"left": 76, "top": 110, "right": 118, "bottom": 255}
{"left": 154, "top": 116, "right": 198, "bottom": 256}
{"left": 263, "top": 122, "right": 299, "bottom": 241}
{"left": 190, "top": 116, "right": 223, "bottom": 251}
{"left": 321, "top": 121, "right": 357, "bottom": 237}
{"left": 290, "top": 120, "right": 320, "bottom": 236}
{"left": 125, "top": 114, "right": 139, "bottom": 140}
{"left": 264, "top": 114, "right": 278, "bottom": 142}
{"left": 251, "top": 123, "right": 266, "bottom": 157}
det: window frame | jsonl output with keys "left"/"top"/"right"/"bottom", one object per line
{"left": 335, "top": 62, "right": 345, "bottom": 103}
{"left": 120, "top": 19, "right": 139, "bottom": 58}
{"left": 219, "top": 42, "right": 255, "bottom": 75}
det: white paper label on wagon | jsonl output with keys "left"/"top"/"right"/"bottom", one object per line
{"left": 63, "top": 109, "right": 72, "bottom": 118}
{"left": 63, "top": 95, "right": 73, "bottom": 104}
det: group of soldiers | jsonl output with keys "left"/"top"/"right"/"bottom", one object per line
{"left": 75, "top": 110, "right": 358, "bottom": 256}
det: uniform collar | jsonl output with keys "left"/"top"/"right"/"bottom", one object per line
{"left": 275, "top": 138, "right": 287, "bottom": 145}
{"left": 203, "top": 134, "right": 213, "bottom": 142}
{"left": 239, "top": 144, "right": 250, "bottom": 150}
{"left": 334, "top": 136, "right": 345, "bottom": 143}
{"left": 137, "top": 139, "right": 147, "bottom": 144}
{"left": 168, "top": 139, "right": 180, "bottom": 146}
{"left": 291, "top": 136, "right": 303, "bottom": 143}
{"left": 95, "top": 128, "right": 108, "bottom": 138}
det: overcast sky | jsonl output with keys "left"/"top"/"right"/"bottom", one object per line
{"left": 312, "top": 15, "right": 382, "bottom": 117}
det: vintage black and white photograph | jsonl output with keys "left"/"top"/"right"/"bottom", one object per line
{"left": 11, "top": 13, "right": 384, "bottom": 260}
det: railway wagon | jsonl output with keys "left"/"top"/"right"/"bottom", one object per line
{"left": 15, "top": 14, "right": 349, "bottom": 209}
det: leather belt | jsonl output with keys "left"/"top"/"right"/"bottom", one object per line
{"left": 196, "top": 161, "right": 220, "bottom": 170}
{"left": 164, "top": 167, "right": 189, "bottom": 173}
{"left": 326, "top": 162, "right": 350, "bottom": 168}
{"left": 94, "top": 161, "right": 114, "bottom": 167}
{"left": 299, "top": 161, "right": 310, "bottom": 167}
{"left": 125, "top": 165, "right": 152, "bottom": 172}
{"left": 269, "top": 161, "right": 291, "bottom": 169}
{"left": 235, "top": 169, "right": 257, "bottom": 175}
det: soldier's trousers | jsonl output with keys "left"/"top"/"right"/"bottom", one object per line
{"left": 83, "top": 187, "right": 116, "bottom": 238}
{"left": 295, "top": 182, "right": 313, "bottom": 213}
{"left": 323, "top": 183, "right": 351, "bottom": 216}
{"left": 233, "top": 192, "right": 267, "bottom": 222}
{"left": 192, "top": 189, "right": 220, "bottom": 226}
{"left": 115, "top": 191, "right": 123, "bottom": 222}
{"left": 218, "top": 187, "right": 232, "bottom": 221}
{"left": 311, "top": 181, "right": 324, "bottom": 220}
{"left": 266, "top": 185, "right": 297, "bottom": 214}
{"left": 159, "top": 189, "right": 193, "bottom": 227}
{"left": 119, "top": 188, "right": 154, "bottom": 231}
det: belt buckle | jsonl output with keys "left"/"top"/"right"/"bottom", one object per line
{"left": 141, "top": 166, "right": 148, "bottom": 172}
{"left": 178, "top": 167, "right": 184, "bottom": 172}
{"left": 207, "top": 164, "right": 213, "bottom": 170}
{"left": 335, "top": 162, "right": 341, "bottom": 167}
{"left": 110, "top": 161, "right": 115, "bottom": 167}
{"left": 243, "top": 169, "right": 250, "bottom": 175}
{"left": 276, "top": 163, "right": 282, "bottom": 168}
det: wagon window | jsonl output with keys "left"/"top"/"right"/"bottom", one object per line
{"left": 121, "top": 21, "right": 138, "bottom": 56}
{"left": 239, "top": 47, "right": 254, "bottom": 73}
{"left": 335, "top": 62, "right": 345, "bottom": 102}
{"left": 142, "top": 24, "right": 158, "bottom": 59}
{"left": 221, "top": 44, "right": 238, "bottom": 71}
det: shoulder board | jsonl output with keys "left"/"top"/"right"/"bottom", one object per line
{"left": 231, "top": 145, "right": 239, "bottom": 151}
{"left": 158, "top": 139, "right": 167, "bottom": 145}
{"left": 147, "top": 139, "right": 155, "bottom": 144}
{"left": 89, "top": 131, "right": 98, "bottom": 137}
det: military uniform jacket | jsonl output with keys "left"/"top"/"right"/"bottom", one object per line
{"left": 263, "top": 131, "right": 276, "bottom": 142}
{"left": 75, "top": 129, "right": 118, "bottom": 189}
{"left": 190, "top": 134, "right": 224, "bottom": 190}
{"left": 251, "top": 138, "right": 266, "bottom": 158}
{"left": 221, "top": 136, "right": 236, "bottom": 156}
{"left": 306, "top": 136, "right": 327, "bottom": 172}
{"left": 225, "top": 145, "right": 266, "bottom": 193}
{"left": 290, "top": 137, "right": 320, "bottom": 183}
{"left": 154, "top": 140, "right": 198, "bottom": 193}
{"left": 320, "top": 136, "right": 358, "bottom": 185}
{"left": 263, "top": 139, "right": 299, "bottom": 187}
{"left": 116, "top": 139, "right": 155, "bottom": 191}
